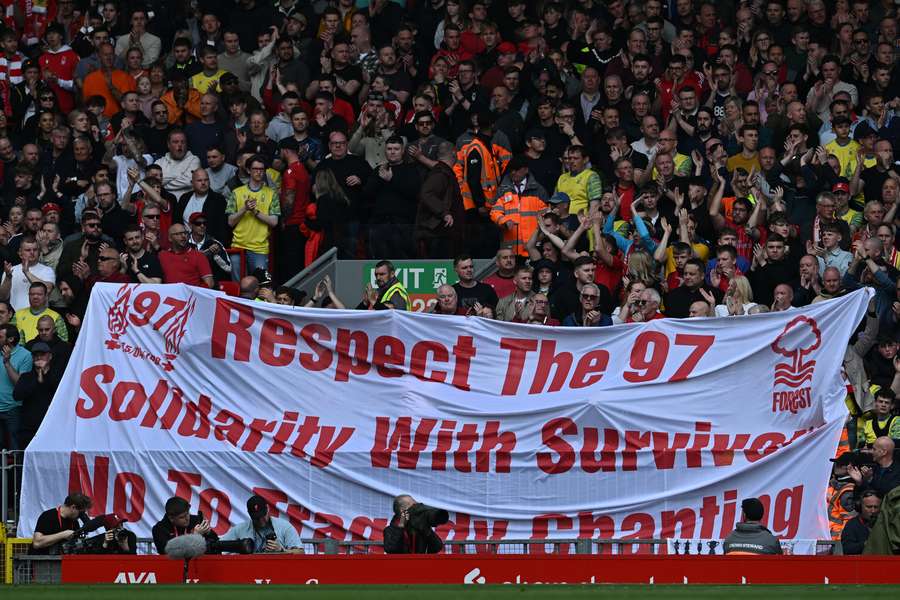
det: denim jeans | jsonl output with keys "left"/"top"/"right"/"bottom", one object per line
{"left": 0, "top": 406, "right": 21, "bottom": 450}
{"left": 231, "top": 251, "right": 269, "bottom": 280}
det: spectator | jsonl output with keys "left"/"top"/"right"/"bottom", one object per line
{"left": 665, "top": 258, "right": 724, "bottom": 318}
{"left": 226, "top": 154, "right": 279, "bottom": 274}
{"left": 850, "top": 437, "right": 900, "bottom": 499}
{"left": 431, "top": 284, "right": 467, "bottom": 316}
{"left": 1, "top": 238, "right": 56, "bottom": 311}
{"left": 415, "top": 141, "right": 463, "bottom": 259}
{"left": 81, "top": 42, "right": 135, "bottom": 118}
{"left": 156, "top": 130, "right": 201, "bottom": 196}
{"left": 495, "top": 265, "right": 534, "bottom": 322}
{"left": 158, "top": 224, "right": 214, "bottom": 288}
{"left": 842, "top": 490, "right": 882, "bottom": 555}
{"left": 25, "top": 315, "right": 71, "bottom": 367}
{"left": 452, "top": 255, "right": 498, "bottom": 311}
{"left": 360, "top": 260, "right": 409, "bottom": 311}
{"left": 13, "top": 341, "right": 62, "bottom": 450}
{"left": 562, "top": 282, "right": 612, "bottom": 327}
{"left": 723, "top": 498, "right": 783, "bottom": 555}
{"left": 14, "top": 282, "right": 66, "bottom": 343}
{"left": 0, "top": 324, "right": 32, "bottom": 450}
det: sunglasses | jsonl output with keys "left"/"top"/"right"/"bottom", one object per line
{"left": 193, "top": 220, "right": 207, "bottom": 226}
{"left": 580, "top": 294, "right": 598, "bottom": 300}
{"left": 143, "top": 214, "right": 160, "bottom": 219}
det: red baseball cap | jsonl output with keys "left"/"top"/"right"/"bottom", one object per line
{"left": 497, "top": 42, "right": 517, "bottom": 55}
{"left": 41, "top": 202, "right": 61, "bottom": 215}
{"left": 832, "top": 182, "right": 850, "bottom": 194}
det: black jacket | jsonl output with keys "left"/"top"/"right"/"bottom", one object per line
{"left": 174, "top": 190, "right": 230, "bottom": 245}
{"left": 664, "top": 285, "right": 723, "bottom": 319}
{"left": 383, "top": 517, "right": 444, "bottom": 554}
{"left": 841, "top": 515, "right": 873, "bottom": 555}
{"left": 151, "top": 513, "right": 218, "bottom": 554}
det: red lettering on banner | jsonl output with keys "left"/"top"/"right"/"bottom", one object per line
{"left": 312, "top": 512, "right": 345, "bottom": 540}
{"left": 75, "top": 364, "right": 114, "bottom": 418}
{"left": 311, "top": 425, "right": 355, "bottom": 468}
{"left": 529, "top": 341, "right": 573, "bottom": 394}
{"left": 372, "top": 336, "right": 404, "bottom": 377}
{"left": 660, "top": 508, "right": 696, "bottom": 539}
{"left": 242, "top": 418, "right": 277, "bottom": 452}
{"left": 68, "top": 452, "right": 109, "bottom": 514}
{"left": 651, "top": 431, "right": 692, "bottom": 470}
{"left": 686, "top": 421, "right": 711, "bottom": 468}
{"left": 370, "top": 416, "right": 437, "bottom": 468}
{"left": 744, "top": 432, "right": 787, "bottom": 462}
{"left": 167, "top": 469, "right": 201, "bottom": 502}
{"left": 450, "top": 336, "right": 476, "bottom": 391}
{"left": 699, "top": 494, "right": 722, "bottom": 538}
{"left": 623, "top": 332, "right": 668, "bottom": 383}
{"left": 199, "top": 488, "right": 232, "bottom": 535}
{"left": 773, "top": 485, "right": 803, "bottom": 538}
{"left": 212, "top": 409, "right": 245, "bottom": 445}
{"left": 499, "top": 338, "right": 538, "bottom": 395}
{"left": 138, "top": 381, "right": 170, "bottom": 428}
{"left": 410, "top": 340, "right": 449, "bottom": 383}
{"left": 177, "top": 394, "right": 212, "bottom": 439}
{"left": 622, "top": 430, "right": 651, "bottom": 471}
{"left": 718, "top": 489, "right": 739, "bottom": 538}
{"left": 289, "top": 416, "right": 320, "bottom": 458}
{"left": 570, "top": 350, "right": 609, "bottom": 388}
{"left": 580, "top": 427, "right": 618, "bottom": 473}
{"left": 619, "top": 512, "right": 655, "bottom": 554}
{"left": 210, "top": 300, "right": 254, "bottom": 361}
{"left": 334, "top": 328, "right": 371, "bottom": 382}
{"left": 531, "top": 513, "right": 574, "bottom": 554}
{"left": 68, "top": 453, "right": 147, "bottom": 523}
{"left": 269, "top": 412, "right": 299, "bottom": 454}
{"left": 349, "top": 516, "right": 387, "bottom": 552}
{"left": 113, "top": 473, "right": 146, "bottom": 522}
{"left": 537, "top": 418, "right": 576, "bottom": 474}
{"left": 298, "top": 324, "right": 332, "bottom": 370}
{"left": 260, "top": 318, "right": 297, "bottom": 366}
{"left": 454, "top": 423, "right": 479, "bottom": 472}
{"left": 578, "top": 511, "right": 615, "bottom": 553}
{"left": 110, "top": 382, "right": 146, "bottom": 421}
{"left": 711, "top": 433, "right": 751, "bottom": 466}
{"left": 475, "top": 422, "right": 515, "bottom": 473}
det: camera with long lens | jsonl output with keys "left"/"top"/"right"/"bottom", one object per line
{"left": 406, "top": 503, "right": 450, "bottom": 532}
{"left": 60, "top": 514, "right": 127, "bottom": 555}
{"left": 206, "top": 538, "right": 255, "bottom": 554}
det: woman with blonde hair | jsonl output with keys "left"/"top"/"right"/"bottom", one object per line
{"left": 311, "top": 168, "right": 351, "bottom": 258}
{"left": 626, "top": 250, "right": 658, "bottom": 288}
{"left": 715, "top": 275, "right": 758, "bottom": 316}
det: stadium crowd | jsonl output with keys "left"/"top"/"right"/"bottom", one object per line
{"left": 0, "top": 0, "right": 897, "bottom": 552}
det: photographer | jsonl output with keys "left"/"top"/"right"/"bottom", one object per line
{"left": 220, "top": 495, "right": 302, "bottom": 553}
{"left": 31, "top": 493, "right": 91, "bottom": 554}
{"left": 383, "top": 494, "right": 448, "bottom": 554}
{"left": 152, "top": 496, "right": 218, "bottom": 554}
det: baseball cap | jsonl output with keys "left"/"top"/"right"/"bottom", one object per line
{"left": 549, "top": 191, "right": 570, "bottom": 205}
{"left": 220, "top": 72, "right": 239, "bottom": 85}
{"left": 246, "top": 495, "right": 268, "bottom": 520}
{"left": 30, "top": 342, "right": 52, "bottom": 354}
{"left": 497, "top": 42, "right": 517, "bottom": 55}
{"left": 41, "top": 202, "right": 62, "bottom": 215}
{"left": 188, "top": 212, "right": 205, "bottom": 225}
{"left": 525, "top": 129, "right": 545, "bottom": 141}
{"left": 832, "top": 179, "right": 850, "bottom": 194}
{"left": 830, "top": 453, "right": 854, "bottom": 466}
{"left": 252, "top": 267, "right": 273, "bottom": 287}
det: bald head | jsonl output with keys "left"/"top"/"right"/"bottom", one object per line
{"left": 239, "top": 276, "right": 259, "bottom": 298}
{"left": 874, "top": 436, "right": 895, "bottom": 454}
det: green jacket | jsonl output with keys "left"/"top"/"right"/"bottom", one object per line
{"left": 864, "top": 486, "right": 900, "bottom": 554}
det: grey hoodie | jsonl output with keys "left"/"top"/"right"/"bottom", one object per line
{"left": 723, "top": 522, "right": 783, "bottom": 555}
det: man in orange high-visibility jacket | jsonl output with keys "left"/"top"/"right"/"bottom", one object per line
{"left": 454, "top": 111, "right": 510, "bottom": 257}
{"left": 491, "top": 155, "right": 549, "bottom": 257}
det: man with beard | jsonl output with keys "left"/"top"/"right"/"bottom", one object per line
{"left": 841, "top": 490, "right": 881, "bottom": 555}
{"left": 56, "top": 211, "right": 105, "bottom": 282}
{"left": 158, "top": 224, "right": 213, "bottom": 288}
{"left": 221, "top": 495, "right": 302, "bottom": 553}
{"left": 120, "top": 227, "right": 162, "bottom": 284}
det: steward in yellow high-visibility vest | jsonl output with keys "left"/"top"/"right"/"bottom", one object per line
{"left": 359, "top": 260, "right": 411, "bottom": 310}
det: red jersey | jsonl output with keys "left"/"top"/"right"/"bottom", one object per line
{"left": 595, "top": 254, "right": 624, "bottom": 294}
{"left": 483, "top": 272, "right": 516, "bottom": 299}
{"left": 38, "top": 44, "right": 78, "bottom": 113}
{"left": 282, "top": 160, "right": 311, "bottom": 229}
{"left": 159, "top": 247, "right": 212, "bottom": 287}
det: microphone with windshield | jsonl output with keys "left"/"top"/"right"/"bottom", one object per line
{"left": 165, "top": 534, "right": 207, "bottom": 583}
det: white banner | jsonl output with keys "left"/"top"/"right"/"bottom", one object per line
{"left": 19, "top": 284, "right": 870, "bottom": 547}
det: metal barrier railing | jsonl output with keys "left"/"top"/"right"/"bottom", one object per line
{"left": 1, "top": 450, "right": 23, "bottom": 536}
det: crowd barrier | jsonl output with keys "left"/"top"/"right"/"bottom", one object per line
{"left": 8, "top": 553, "right": 899, "bottom": 586}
